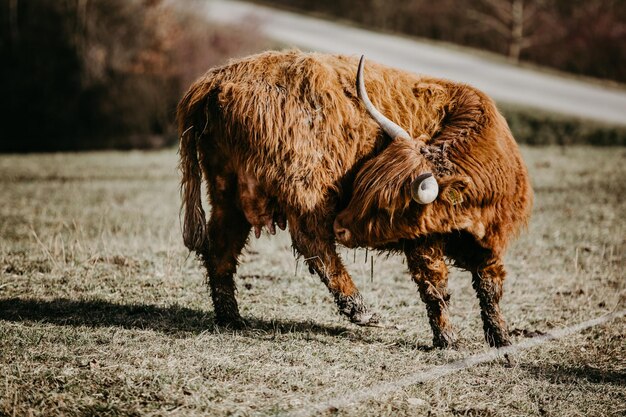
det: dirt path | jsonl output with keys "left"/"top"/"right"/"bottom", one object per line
{"left": 200, "top": 0, "right": 626, "bottom": 126}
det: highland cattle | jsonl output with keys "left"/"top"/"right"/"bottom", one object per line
{"left": 177, "top": 51, "right": 533, "bottom": 347}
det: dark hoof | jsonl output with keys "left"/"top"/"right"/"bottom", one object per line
{"left": 215, "top": 315, "right": 247, "bottom": 330}
{"left": 336, "top": 292, "right": 383, "bottom": 327}
{"left": 351, "top": 312, "right": 383, "bottom": 327}
{"left": 485, "top": 330, "right": 511, "bottom": 348}
{"left": 432, "top": 329, "right": 457, "bottom": 349}
{"left": 492, "top": 338, "right": 512, "bottom": 348}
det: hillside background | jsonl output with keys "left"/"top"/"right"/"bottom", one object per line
{"left": 1, "top": 0, "right": 624, "bottom": 151}
{"left": 259, "top": 0, "right": 626, "bottom": 83}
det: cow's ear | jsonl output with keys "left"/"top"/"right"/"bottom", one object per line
{"left": 438, "top": 175, "right": 471, "bottom": 206}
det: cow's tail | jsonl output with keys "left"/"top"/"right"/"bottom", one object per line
{"left": 177, "top": 83, "right": 209, "bottom": 253}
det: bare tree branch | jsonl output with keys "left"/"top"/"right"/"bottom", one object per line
{"left": 481, "top": 0, "right": 513, "bottom": 21}
{"left": 467, "top": 9, "right": 512, "bottom": 38}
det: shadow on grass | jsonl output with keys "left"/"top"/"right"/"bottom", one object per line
{"left": 0, "top": 297, "right": 360, "bottom": 339}
{"left": 0, "top": 297, "right": 434, "bottom": 349}
{"left": 523, "top": 363, "right": 626, "bottom": 387}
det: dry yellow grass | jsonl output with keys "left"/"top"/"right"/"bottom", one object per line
{"left": 0, "top": 146, "right": 624, "bottom": 416}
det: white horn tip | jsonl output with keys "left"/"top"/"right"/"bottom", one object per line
{"left": 411, "top": 173, "right": 439, "bottom": 204}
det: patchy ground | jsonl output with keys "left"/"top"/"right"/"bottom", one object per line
{"left": 0, "top": 147, "right": 624, "bottom": 416}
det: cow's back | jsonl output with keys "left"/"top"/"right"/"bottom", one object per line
{"left": 190, "top": 51, "right": 462, "bottom": 213}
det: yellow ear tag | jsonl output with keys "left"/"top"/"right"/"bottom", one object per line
{"left": 445, "top": 188, "right": 464, "bottom": 206}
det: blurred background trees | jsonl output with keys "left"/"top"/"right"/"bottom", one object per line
{"left": 1, "top": 0, "right": 623, "bottom": 152}
{"left": 262, "top": 0, "right": 626, "bottom": 82}
{"left": 0, "top": 0, "right": 266, "bottom": 152}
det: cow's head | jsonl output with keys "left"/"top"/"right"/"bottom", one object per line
{"left": 334, "top": 56, "right": 467, "bottom": 248}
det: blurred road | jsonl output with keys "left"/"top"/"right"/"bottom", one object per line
{"left": 201, "top": 0, "right": 626, "bottom": 125}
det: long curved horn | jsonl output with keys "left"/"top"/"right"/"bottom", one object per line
{"left": 356, "top": 55, "right": 411, "bottom": 141}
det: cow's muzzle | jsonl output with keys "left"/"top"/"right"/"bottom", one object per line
{"left": 333, "top": 217, "right": 354, "bottom": 247}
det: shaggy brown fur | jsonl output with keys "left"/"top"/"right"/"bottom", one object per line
{"left": 177, "top": 50, "right": 533, "bottom": 346}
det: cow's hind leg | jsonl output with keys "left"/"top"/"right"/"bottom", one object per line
{"left": 288, "top": 213, "right": 379, "bottom": 326}
{"left": 200, "top": 175, "right": 251, "bottom": 328}
{"left": 404, "top": 238, "right": 456, "bottom": 348}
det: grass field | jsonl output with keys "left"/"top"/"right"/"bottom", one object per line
{"left": 0, "top": 146, "right": 624, "bottom": 416}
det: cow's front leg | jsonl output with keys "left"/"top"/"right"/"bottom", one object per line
{"left": 289, "top": 213, "right": 380, "bottom": 326}
{"left": 471, "top": 256, "right": 511, "bottom": 347}
{"left": 404, "top": 239, "right": 456, "bottom": 348}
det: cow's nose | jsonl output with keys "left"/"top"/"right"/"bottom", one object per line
{"left": 333, "top": 219, "right": 352, "bottom": 243}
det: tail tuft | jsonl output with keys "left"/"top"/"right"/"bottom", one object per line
{"left": 178, "top": 120, "right": 207, "bottom": 252}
